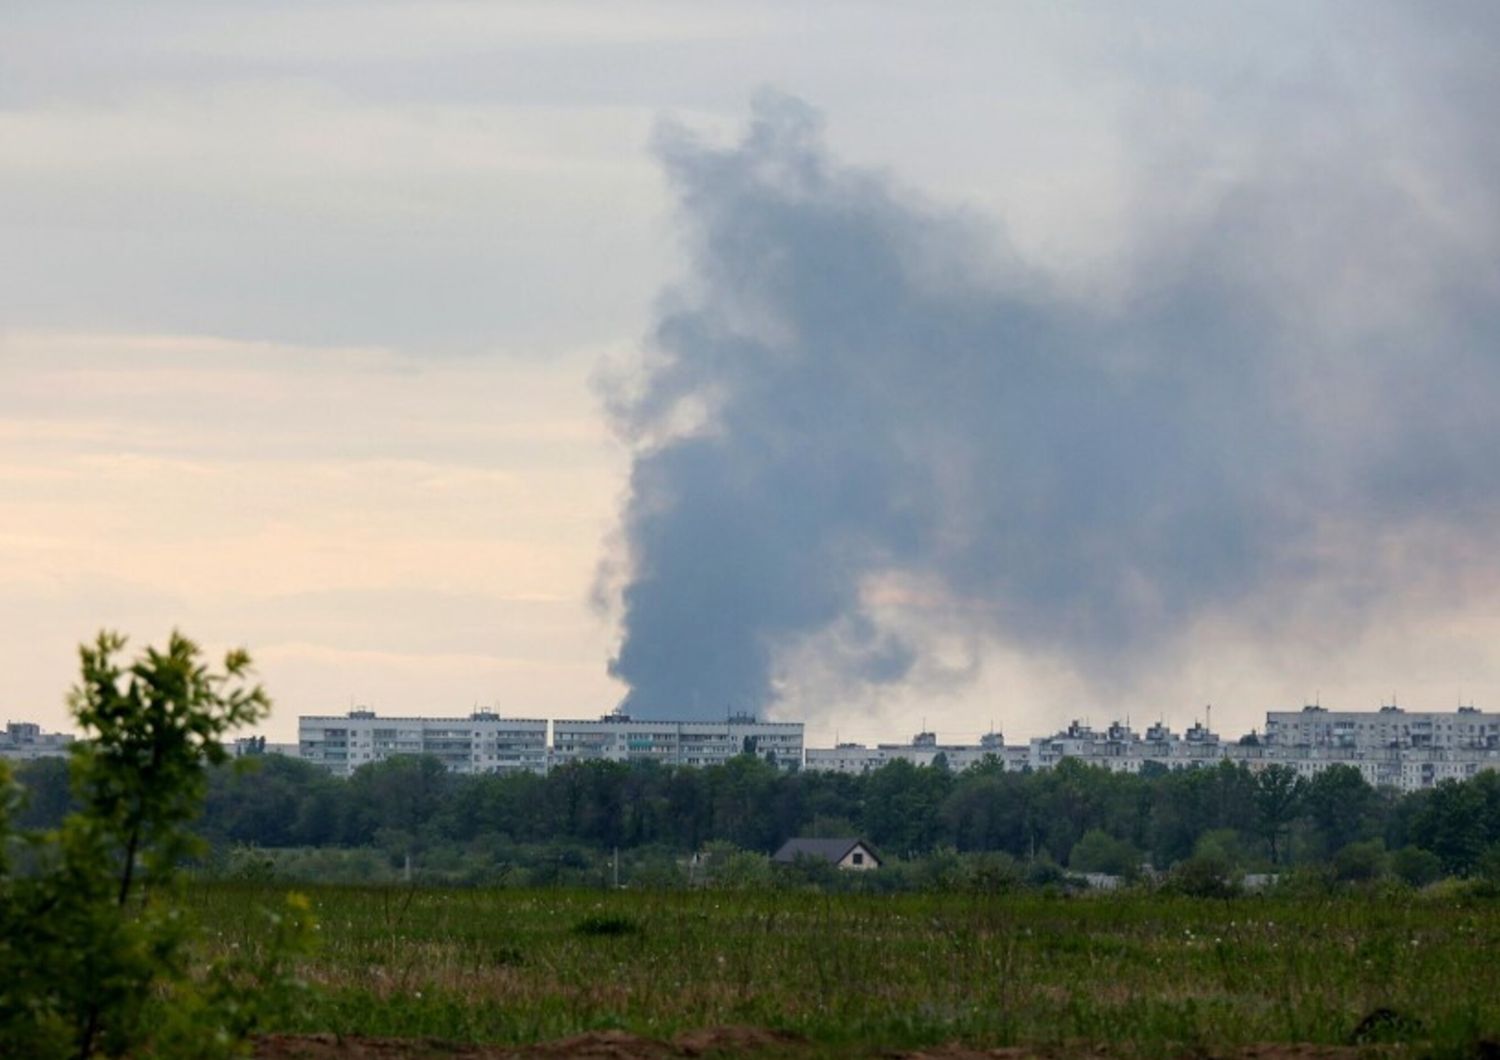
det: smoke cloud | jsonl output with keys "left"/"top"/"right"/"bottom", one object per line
{"left": 603, "top": 68, "right": 1500, "bottom": 720}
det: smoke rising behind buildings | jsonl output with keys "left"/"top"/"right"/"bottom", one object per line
{"left": 603, "top": 75, "right": 1500, "bottom": 721}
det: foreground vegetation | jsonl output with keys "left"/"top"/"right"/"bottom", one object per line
{"left": 6, "top": 631, "right": 1500, "bottom": 1055}
{"left": 0, "top": 633, "right": 310, "bottom": 1058}
{"left": 193, "top": 883, "right": 1499, "bottom": 1056}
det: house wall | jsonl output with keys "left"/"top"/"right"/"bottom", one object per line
{"left": 838, "top": 845, "right": 879, "bottom": 871}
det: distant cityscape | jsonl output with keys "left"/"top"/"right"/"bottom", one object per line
{"left": 9, "top": 704, "right": 1500, "bottom": 795}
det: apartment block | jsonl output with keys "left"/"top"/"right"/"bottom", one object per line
{"left": 1264, "top": 704, "right": 1500, "bottom": 751}
{"left": 804, "top": 730, "right": 1026, "bottom": 774}
{"left": 550, "top": 713, "right": 803, "bottom": 770}
{"left": 298, "top": 709, "right": 548, "bottom": 778}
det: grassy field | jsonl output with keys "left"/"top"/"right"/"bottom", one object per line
{"left": 189, "top": 884, "right": 1500, "bottom": 1056}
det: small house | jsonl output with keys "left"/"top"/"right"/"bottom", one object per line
{"left": 772, "top": 837, "right": 882, "bottom": 871}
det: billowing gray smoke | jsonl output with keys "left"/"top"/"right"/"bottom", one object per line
{"left": 603, "top": 78, "right": 1500, "bottom": 720}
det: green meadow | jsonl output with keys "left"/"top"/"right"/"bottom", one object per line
{"left": 190, "top": 884, "right": 1500, "bottom": 1056}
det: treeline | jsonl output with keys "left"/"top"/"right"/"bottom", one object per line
{"left": 12, "top": 752, "right": 1500, "bottom": 885}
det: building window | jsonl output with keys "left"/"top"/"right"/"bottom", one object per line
{"left": 852, "top": 852, "right": 864, "bottom": 866}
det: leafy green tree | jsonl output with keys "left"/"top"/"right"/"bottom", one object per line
{"left": 1303, "top": 764, "right": 1378, "bottom": 856}
{"left": 1411, "top": 779, "right": 1488, "bottom": 875}
{"left": 0, "top": 631, "right": 313, "bottom": 1058}
{"left": 1253, "top": 765, "right": 1302, "bottom": 865}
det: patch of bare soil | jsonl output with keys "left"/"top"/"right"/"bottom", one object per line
{"left": 671, "top": 1027, "right": 806, "bottom": 1056}
{"left": 255, "top": 1033, "right": 1431, "bottom": 1059}
{"left": 899, "top": 1047, "right": 1396, "bottom": 1060}
{"left": 255, "top": 1026, "right": 806, "bottom": 1059}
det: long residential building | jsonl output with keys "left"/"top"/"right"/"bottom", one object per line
{"left": 804, "top": 730, "right": 1026, "bottom": 774}
{"left": 299, "top": 710, "right": 548, "bottom": 778}
{"left": 551, "top": 713, "right": 803, "bottom": 770}
{"left": 297, "top": 710, "right": 804, "bottom": 776}
{"left": 1263, "top": 704, "right": 1500, "bottom": 751}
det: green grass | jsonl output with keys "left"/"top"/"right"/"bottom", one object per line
{"left": 188, "top": 884, "right": 1500, "bottom": 1055}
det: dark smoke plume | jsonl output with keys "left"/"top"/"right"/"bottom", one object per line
{"left": 603, "top": 79, "right": 1500, "bottom": 720}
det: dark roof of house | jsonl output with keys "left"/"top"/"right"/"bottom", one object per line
{"left": 771, "top": 837, "right": 881, "bottom": 865}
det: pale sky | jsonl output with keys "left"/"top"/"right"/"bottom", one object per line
{"left": 4, "top": 3, "right": 1499, "bottom": 746}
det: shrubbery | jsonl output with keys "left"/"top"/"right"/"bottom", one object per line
{"left": 0, "top": 632, "right": 314, "bottom": 1058}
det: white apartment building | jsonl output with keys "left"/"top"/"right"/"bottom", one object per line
{"left": 1014, "top": 713, "right": 1500, "bottom": 792}
{"left": 299, "top": 710, "right": 548, "bottom": 777}
{"left": 1264, "top": 704, "right": 1500, "bottom": 751}
{"left": 805, "top": 731, "right": 1027, "bottom": 774}
{"left": 550, "top": 713, "right": 803, "bottom": 770}
{"left": 0, "top": 721, "right": 73, "bottom": 762}
{"left": 1028, "top": 719, "right": 1225, "bottom": 773}
{"left": 798, "top": 711, "right": 1500, "bottom": 793}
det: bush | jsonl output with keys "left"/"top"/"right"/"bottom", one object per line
{"left": 1168, "top": 851, "right": 1241, "bottom": 898}
{"left": 1068, "top": 829, "right": 1142, "bottom": 878}
{"left": 775, "top": 851, "right": 843, "bottom": 890}
{"left": 572, "top": 914, "right": 641, "bottom": 937}
{"left": 0, "top": 631, "right": 315, "bottom": 1058}
{"left": 1025, "top": 856, "right": 1066, "bottom": 888}
{"left": 963, "top": 851, "right": 1022, "bottom": 894}
{"left": 1333, "top": 839, "right": 1388, "bottom": 884}
{"left": 1391, "top": 846, "right": 1443, "bottom": 888}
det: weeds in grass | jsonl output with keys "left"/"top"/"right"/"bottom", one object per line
{"left": 572, "top": 914, "right": 642, "bottom": 938}
{"left": 189, "top": 884, "right": 1500, "bottom": 1055}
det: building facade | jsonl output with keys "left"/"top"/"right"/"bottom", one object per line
{"left": 0, "top": 721, "right": 73, "bottom": 762}
{"left": 800, "top": 709, "right": 1500, "bottom": 793}
{"left": 804, "top": 730, "right": 1027, "bottom": 774}
{"left": 284, "top": 703, "right": 1500, "bottom": 792}
{"left": 298, "top": 710, "right": 548, "bottom": 778}
{"left": 1264, "top": 704, "right": 1500, "bottom": 751}
{"left": 550, "top": 713, "right": 803, "bottom": 770}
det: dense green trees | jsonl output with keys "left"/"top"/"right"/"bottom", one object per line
{"left": 16, "top": 738, "right": 1500, "bottom": 883}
